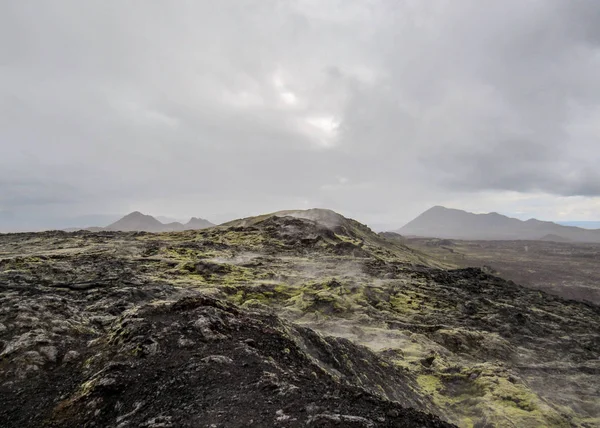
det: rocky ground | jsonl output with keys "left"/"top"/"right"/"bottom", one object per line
{"left": 1, "top": 209, "right": 599, "bottom": 427}
{"left": 399, "top": 236, "right": 600, "bottom": 304}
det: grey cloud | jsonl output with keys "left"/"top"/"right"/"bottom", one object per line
{"left": 1, "top": 0, "right": 600, "bottom": 231}
{"left": 0, "top": 180, "right": 82, "bottom": 207}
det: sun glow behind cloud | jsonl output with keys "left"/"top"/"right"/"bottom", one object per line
{"left": 272, "top": 73, "right": 299, "bottom": 106}
{"left": 304, "top": 116, "right": 340, "bottom": 148}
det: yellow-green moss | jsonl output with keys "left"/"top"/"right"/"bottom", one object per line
{"left": 417, "top": 374, "right": 443, "bottom": 394}
{"left": 411, "top": 363, "right": 570, "bottom": 427}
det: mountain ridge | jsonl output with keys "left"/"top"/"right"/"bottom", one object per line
{"left": 67, "top": 211, "right": 215, "bottom": 233}
{"left": 397, "top": 206, "right": 600, "bottom": 242}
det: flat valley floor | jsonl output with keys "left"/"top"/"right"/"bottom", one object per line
{"left": 403, "top": 237, "right": 600, "bottom": 305}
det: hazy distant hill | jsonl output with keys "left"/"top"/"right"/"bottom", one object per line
{"left": 67, "top": 212, "right": 214, "bottom": 233}
{"left": 397, "top": 206, "right": 600, "bottom": 242}
{"left": 539, "top": 233, "right": 572, "bottom": 242}
{"left": 106, "top": 212, "right": 168, "bottom": 232}
{"left": 185, "top": 217, "right": 214, "bottom": 230}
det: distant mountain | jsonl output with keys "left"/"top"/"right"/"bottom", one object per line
{"left": 185, "top": 217, "right": 214, "bottom": 230}
{"left": 67, "top": 212, "right": 214, "bottom": 233}
{"left": 397, "top": 206, "right": 600, "bottom": 242}
{"left": 106, "top": 212, "right": 167, "bottom": 232}
{"left": 156, "top": 216, "right": 185, "bottom": 224}
{"left": 539, "top": 233, "right": 572, "bottom": 242}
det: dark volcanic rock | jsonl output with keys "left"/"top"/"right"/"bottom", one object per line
{"left": 0, "top": 294, "right": 452, "bottom": 428}
{"left": 193, "top": 261, "right": 232, "bottom": 276}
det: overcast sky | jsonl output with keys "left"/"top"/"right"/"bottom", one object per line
{"left": 1, "top": 0, "right": 600, "bottom": 231}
